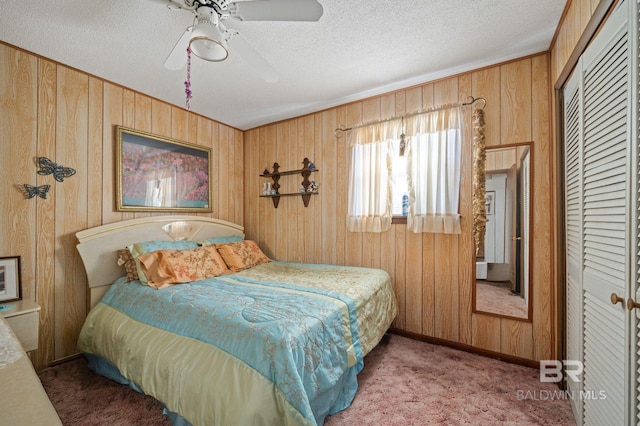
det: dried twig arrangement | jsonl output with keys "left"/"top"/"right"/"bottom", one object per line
{"left": 472, "top": 108, "right": 487, "bottom": 254}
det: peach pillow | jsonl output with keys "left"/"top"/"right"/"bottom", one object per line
{"left": 215, "top": 240, "right": 270, "bottom": 272}
{"left": 129, "top": 240, "right": 199, "bottom": 285}
{"left": 137, "top": 245, "right": 231, "bottom": 289}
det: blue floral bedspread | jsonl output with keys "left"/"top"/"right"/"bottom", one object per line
{"left": 78, "top": 261, "right": 397, "bottom": 426}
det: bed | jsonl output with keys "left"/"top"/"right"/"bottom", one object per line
{"left": 76, "top": 215, "right": 397, "bottom": 426}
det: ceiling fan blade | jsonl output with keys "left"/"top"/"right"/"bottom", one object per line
{"left": 163, "top": 27, "right": 192, "bottom": 70}
{"left": 228, "top": 34, "right": 279, "bottom": 83}
{"left": 228, "top": 0, "right": 323, "bottom": 22}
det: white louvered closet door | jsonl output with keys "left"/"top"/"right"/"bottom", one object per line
{"left": 563, "top": 2, "right": 633, "bottom": 425}
{"left": 563, "top": 62, "right": 584, "bottom": 423}
{"left": 632, "top": 1, "right": 640, "bottom": 423}
{"left": 581, "top": 5, "right": 630, "bottom": 422}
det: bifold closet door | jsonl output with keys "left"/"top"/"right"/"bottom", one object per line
{"left": 563, "top": 62, "right": 584, "bottom": 422}
{"left": 563, "top": 2, "right": 632, "bottom": 425}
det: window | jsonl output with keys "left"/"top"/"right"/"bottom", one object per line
{"left": 347, "top": 107, "right": 462, "bottom": 234}
{"left": 390, "top": 139, "right": 409, "bottom": 217}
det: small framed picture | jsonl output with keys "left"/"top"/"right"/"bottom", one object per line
{"left": 0, "top": 256, "right": 22, "bottom": 303}
{"left": 485, "top": 192, "right": 495, "bottom": 216}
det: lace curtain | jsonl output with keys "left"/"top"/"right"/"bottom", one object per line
{"left": 346, "top": 119, "right": 401, "bottom": 232}
{"left": 405, "top": 107, "right": 462, "bottom": 234}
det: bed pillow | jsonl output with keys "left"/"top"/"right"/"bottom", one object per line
{"left": 137, "top": 245, "right": 231, "bottom": 289}
{"left": 116, "top": 249, "right": 139, "bottom": 282}
{"left": 198, "top": 235, "right": 244, "bottom": 246}
{"left": 129, "top": 240, "right": 199, "bottom": 284}
{"left": 215, "top": 240, "right": 270, "bottom": 272}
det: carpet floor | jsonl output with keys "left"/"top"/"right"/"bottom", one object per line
{"left": 39, "top": 334, "right": 576, "bottom": 425}
{"left": 476, "top": 280, "right": 528, "bottom": 319}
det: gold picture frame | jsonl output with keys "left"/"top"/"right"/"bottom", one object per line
{"left": 116, "top": 126, "right": 212, "bottom": 212}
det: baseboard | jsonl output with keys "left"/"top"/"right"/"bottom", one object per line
{"left": 389, "top": 328, "right": 540, "bottom": 369}
{"left": 48, "top": 353, "right": 82, "bottom": 367}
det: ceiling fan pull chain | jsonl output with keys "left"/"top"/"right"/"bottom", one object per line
{"left": 185, "top": 46, "right": 193, "bottom": 111}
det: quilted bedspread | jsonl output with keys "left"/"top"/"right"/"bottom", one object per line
{"left": 78, "top": 261, "right": 397, "bottom": 426}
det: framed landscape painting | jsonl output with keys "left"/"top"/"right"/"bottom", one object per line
{"left": 116, "top": 126, "right": 212, "bottom": 212}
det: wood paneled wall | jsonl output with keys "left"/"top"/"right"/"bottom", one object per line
{"left": 244, "top": 53, "right": 554, "bottom": 362}
{"left": 550, "top": 0, "right": 602, "bottom": 85}
{"left": 0, "top": 43, "right": 244, "bottom": 370}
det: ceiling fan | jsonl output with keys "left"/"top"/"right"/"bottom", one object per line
{"left": 161, "top": 0, "right": 324, "bottom": 82}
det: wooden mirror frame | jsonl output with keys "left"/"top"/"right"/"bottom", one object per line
{"left": 472, "top": 141, "right": 533, "bottom": 322}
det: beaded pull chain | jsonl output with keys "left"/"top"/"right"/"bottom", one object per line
{"left": 185, "top": 47, "right": 192, "bottom": 111}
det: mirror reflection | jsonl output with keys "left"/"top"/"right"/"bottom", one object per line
{"left": 473, "top": 142, "right": 532, "bottom": 320}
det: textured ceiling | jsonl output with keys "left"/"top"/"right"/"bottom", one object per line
{"left": 0, "top": 0, "right": 565, "bottom": 130}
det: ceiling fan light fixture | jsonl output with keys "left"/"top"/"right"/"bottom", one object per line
{"left": 189, "top": 23, "right": 228, "bottom": 62}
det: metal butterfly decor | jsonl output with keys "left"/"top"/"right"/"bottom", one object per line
{"left": 36, "top": 157, "right": 76, "bottom": 182}
{"left": 23, "top": 184, "right": 50, "bottom": 199}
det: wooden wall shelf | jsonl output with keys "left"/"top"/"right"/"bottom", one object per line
{"left": 260, "top": 158, "right": 318, "bottom": 208}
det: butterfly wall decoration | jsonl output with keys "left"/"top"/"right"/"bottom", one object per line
{"left": 22, "top": 184, "right": 50, "bottom": 199}
{"left": 19, "top": 157, "right": 76, "bottom": 201}
{"left": 36, "top": 157, "right": 76, "bottom": 182}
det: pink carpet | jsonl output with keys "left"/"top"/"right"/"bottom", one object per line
{"left": 476, "top": 280, "right": 528, "bottom": 318}
{"left": 39, "top": 333, "right": 575, "bottom": 425}
{"left": 325, "top": 334, "right": 575, "bottom": 425}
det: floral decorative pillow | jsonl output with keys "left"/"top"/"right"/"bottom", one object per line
{"left": 197, "top": 235, "right": 244, "bottom": 246}
{"left": 215, "top": 240, "right": 270, "bottom": 272}
{"left": 116, "top": 249, "right": 138, "bottom": 282}
{"left": 129, "top": 240, "right": 199, "bottom": 284}
{"left": 137, "top": 245, "right": 231, "bottom": 289}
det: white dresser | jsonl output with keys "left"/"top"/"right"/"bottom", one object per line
{"left": 0, "top": 299, "right": 41, "bottom": 352}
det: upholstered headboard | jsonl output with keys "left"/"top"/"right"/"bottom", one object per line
{"left": 76, "top": 215, "right": 244, "bottom": 309}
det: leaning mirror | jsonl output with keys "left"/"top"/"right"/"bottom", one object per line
{"left": 473, "top": 142, "right": 532, "bottom": 321}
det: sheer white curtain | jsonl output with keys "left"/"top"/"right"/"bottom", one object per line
{"left": 346, "top": 119, "right": 401, "bottom": 232}
{"left": 405, "top": 107, "right": 462, "bottom": 234}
